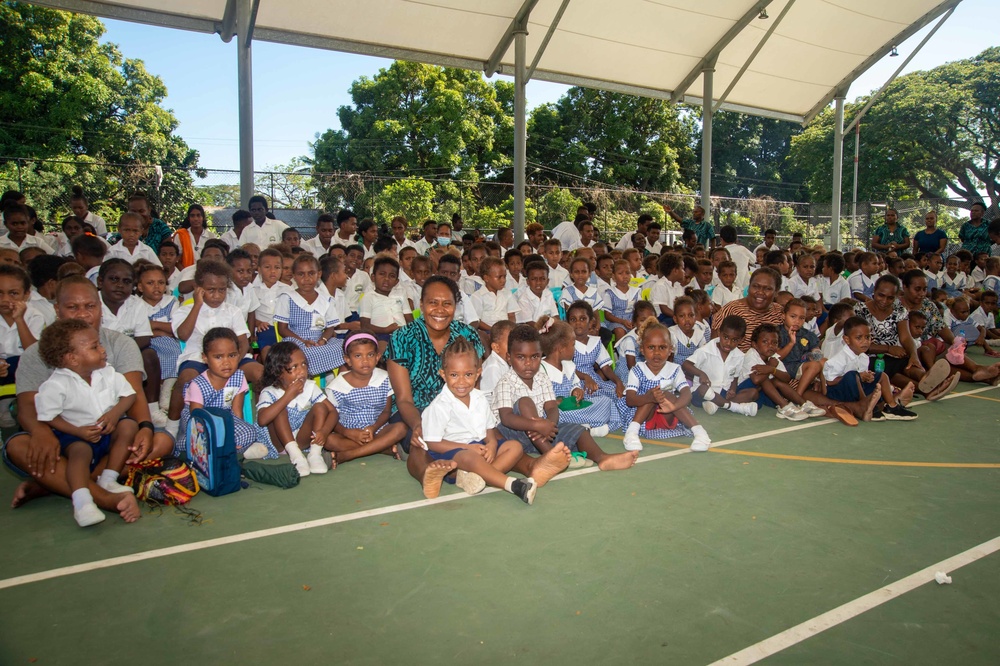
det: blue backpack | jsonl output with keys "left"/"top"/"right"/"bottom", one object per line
{"left": 186, "top": 407, "right": 241, "bottom": 497}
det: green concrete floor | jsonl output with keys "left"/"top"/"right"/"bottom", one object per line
{"left": 1, "top": 386, "right": 998, "bottom": 665}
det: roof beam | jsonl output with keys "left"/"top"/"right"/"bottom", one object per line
{"left": 484, "top": 0, "right": 539, "bottom": 77}
{"left": 713, "top": 0, "right": 795, "bottom": 112}
{"left": 802, "top": 0, "right": 964, "bottom": 123}
{"left": 670, "top": 0, "right": 776, "bottom": 103}
{"left": 526, "top": 0, "right": 572, "bottom": 81}
{"left": 27, "top": 0, "right": 218, "bottom": 33}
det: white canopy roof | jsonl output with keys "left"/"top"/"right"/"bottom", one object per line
{"left": 32, "top": 0, "right": 961, "bottom": 123}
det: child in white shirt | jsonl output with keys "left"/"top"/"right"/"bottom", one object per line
{"left": 105, "top": 213, "right": 161, "bottom": 266}
{"left": 480, "top": 320, "right": 514, "bottom": 404}
{"left": 471, "top": 256, "right": 518, "bottom": 333}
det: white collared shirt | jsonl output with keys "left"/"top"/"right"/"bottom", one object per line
{"left": 650, "top": 277, "right": 685, "bottom": 312}
{"left": 360, "top": 287, "right": 410, "bottom": 328}
{"left": 253, "top": 280, "right": 290, "bottom": 325}
{"left": 345, "top": 270, "right": 372, "bottom": 315}
{"left": 101, "top": 295, "right": 153, "bottom": 338}
{"left": 626, "top": 360, "right": 690, "bottom": 394}
{"left": 546, "top": 263, "right": 569, "bottom": 289}
{"left": 516, "top": 287, "right": 559, "bottom": 323}
{"left": 823, "top": 346, "right": 869, "bottom": 382}
{"left": 739, "top": 347, "right": 786, "bottom": 384}
{"left": 686, "top": 338, "right": 744, "bottom": 392}
{"left": 275, "top": 290, "right": 341, "bottom": 331}
{"left": 226, "top": 283, "right": 261, "bottom": 321}
{"left": 0, "top": 233, "right": 53, "bottom": 254}
{"left": 422, "top": 386, "right": 497, "bottom": 444}
{"left": 28, "top": 289, "right": 56, "bottom": 327}
{"left": 0, "top": 302, "right": 45, "bottom": 356}
{"left": 106, "top": 239, "right": 161, "bottom": 266}
{"left": 821, "top": 275, "right": 851, "bottom": 306}
{"left": 470, "top": 287, "right": 518, "bottom": 326}
{"left": 172, "top": 301, "right": 250, "bottom": 365}
{"left": 35, "top": 366, "right": 135, "bottom": 427}
{"left": 302, "top": 235, "right": 334, "bottom": 258}
{"left": 480, "top": 353, "right": 509, "bottom": 403}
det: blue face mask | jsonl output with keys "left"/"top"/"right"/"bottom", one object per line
{"left": 437, "top": 237, "right": 452, "bottom": 246}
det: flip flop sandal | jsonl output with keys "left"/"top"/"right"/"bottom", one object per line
{"left": 918, "top": 359, "right": 951, "bottom": 394}
{"left": 567, "top": 451, "right": 594, "bottom": 469}
{"left": 826, "top": 404, "right": 858, "bottom": 427}
{"left": 926, "top": 372, "right": 960, "bottom": 401}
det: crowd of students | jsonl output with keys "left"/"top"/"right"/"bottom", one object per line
{"left": 2, "top": 189, "right": 999, "bottom": 527}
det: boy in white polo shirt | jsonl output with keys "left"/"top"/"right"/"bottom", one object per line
{"left": 105, "top": 213, "right": 161, "bottom": 266}
{"left": 470, "top": 256, "right": 518, "bottom": 335}
{"left": 681, "top": 315, "right": 757, "bottom": 416}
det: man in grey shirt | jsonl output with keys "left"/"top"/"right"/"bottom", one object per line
{"left": 4, "top": 276, "right": 174, "bottom": 521}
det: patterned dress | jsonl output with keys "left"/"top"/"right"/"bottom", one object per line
{"left": 257, "top": 381, "right": 328, "bottom": 439}
{"left": 325, "top": 368, "right": 394, "bottom": 432}
{"left": 175, "top": 371, "right": 276, "bottom": 459}
{"left": 274, "top": 291, "right": 345, "bottom": 375}
{"left": 616, "top": 361, "right": 693, "bottom": 440}
{"left": 669, "top": 323, "right": 708, "bottom": 368}
{"left": 573, "top": 335, "right": 620, "bottom": 399}
{"left": 543, "top": 360, "right": 621, "bottom": 432}
{"left": 601, "top": 286, "right": 641, "bottom": 333}
{"left": 146, "top": 295, "right": 180, "bottom": 379}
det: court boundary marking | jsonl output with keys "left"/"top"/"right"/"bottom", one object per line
{"left": 709, "top": 535, "right": 1000, "bottom": 665}
{"left": 0, "top": 386, "right": 995, "bottom": 592}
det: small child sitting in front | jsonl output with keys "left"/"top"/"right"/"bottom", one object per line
{"left": 419, "top": 337, "right": 541, "bottom": 503}
{"left": 613, "top": 300, "right": 657, "bottom": 383}
{"left": 323, "top": 332, "right": 407, "bottom": 465}
{"left": 711, "top": 260, "right": 740, "bottom": 309}
{"left": 619, "top": 320, "right": 712, "bottom": 452}
{"left": 559, "top": 257, "right": 603, "bottom": 313}
{"left": 683, "top": 315, "right": 757, "bottom": 416}
{"left": 601, "top": 259, "right": 641, "bottom": 340}
{"left": 567, "top": 301, "right": 626, "bottom": 399}
{"left": 516, "top": 260, "right": 559, "bottom": 330}
{"left": 35, "top": 319, "right": 138, "bottom": 527}
{"left": 257, "top": 342, "right": 336, "bottom": 477}
{"left": 737, "top": 324, "right": 826, "bottom": 422}
{"left": 275, "top": 254, "right": 345, "bottom": 376}
{"left": 667, "top": 296, "right": 707, "bottom": 367}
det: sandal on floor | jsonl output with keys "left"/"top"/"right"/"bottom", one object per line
{"left": 826, "top": 404, "right": 858, "bottom": 426}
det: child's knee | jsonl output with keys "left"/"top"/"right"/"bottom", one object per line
{"left": 515, "top": 397, "right": 538, "bottom": 417}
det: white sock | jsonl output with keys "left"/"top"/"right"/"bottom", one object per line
{"left": 98, "top": 469, "right": 120, "bottom": 486}
{"left": 166, "top": 419, "right": 180, "bottom": 436}
{"left": 286, "top": 442, "right": 304, "bottom": 460}
{"left": 504, "top": 478, "right": 515, "bottom": 492}
{"left": 308, "top": 445, "right": 324, "bottom": 457}
{"left": 626, "top": 422, "right": 640, "bottom": 435}
{"left": 691, "top": 425, "right": 708, "bottom": 437}
{"left": 71, "top": 488, "right": 94, "bottom": 510}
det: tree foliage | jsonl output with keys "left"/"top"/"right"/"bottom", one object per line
{"left": 0, "top": 2, "right": 200, "bottom": 225}
{"left": 707, "top": 111, "right": 806, "bottom": 200}
{"left": 789, "top": 47, "right": 1000, "bottom": 204}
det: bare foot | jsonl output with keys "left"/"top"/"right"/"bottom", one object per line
{"left": 972, "top": 366, "right": 994, "bottom": 382}
{"left": 391, "top": 445, "right": 401, "bottom": 461}
{"left": 421, "top": 460, "right": 457, "bottom": 499}
{"left": 528, "top": 443, "right": 572, "bottom": 487}
{"left": 862, "top": 386, "right": 882, "bottom": 422}
{"left": 597, "top": 450, "right": 639, "bottom": 471}
{"left": 329, "top": 451, "right": 337, "bottom": 471}
{"left": 11, "top": 480, "right": 50, "bottom": 508}
{"left": 897, "top": 382, "right": 915, "bottom": 407}
{"left": 116, "top": 493, "right": 141, "bottom": 523}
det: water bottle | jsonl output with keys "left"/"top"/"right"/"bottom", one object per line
{"left": 874, "top": 354, "right": 885, "bottom": 373}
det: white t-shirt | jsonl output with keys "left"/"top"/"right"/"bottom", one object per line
{"left": 685, "top": 338, "right": 744, "bottom": 392}
{"left": 105, "top": 239, "right": 161, "bottom": 266}
{"left": 788, "top": 273, "right": 820, "bottom": 299}
{"left": 823, "top": 346, "right": 869, "bottom": 382}
{"left": 35, "top": 366, "right": 135, "bottom": 427}
{"left": 722, "top": 243, "right": 756, "bottom": 289}
{"left": 421, "top": 386, "right": 497, "bottom": 444}
{"left": 651, "top": 278, "right": 685, "bottom": 313}
{"left": 550, "top": 220, "right": 582, "bottom": 252}
{"left": 711, "top": 283, "right": 741, "bottom": 308}
{"left": 0, "top": 303, "right": 45, "bottom": 356}
{"left": 226, "top": 284, "right": 261, "bottom": 321}
{"left": 739, "top": 347, "right": 786, "bottom": 384}
{"left": 470, "top": 288, "right": 518, "bottom": 326}
{"left": 101, "top": 295, "right": 153, "bottom": 338}
{"left": 821, "top": 276, "right": 851, "bottom": 305}
{"left": 359, "top": 288, "right": 410, "bottom": 328}
{"left": 172, "top": 301, "right": 250, "bottom": 365}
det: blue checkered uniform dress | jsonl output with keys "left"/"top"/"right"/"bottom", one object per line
{"left": 559, "top": 284, "right": 603, "bottom": 313}
{"left": 546, "top": 362, "right": 622, "bottom": 432}
{"left": 148, "top": 298, "right": 181, "bottom": 379}
{"left": 616, "top": 361, "right": 693, "bottom": 440}
{"left": 325, "top": 369, "right": 393, "bottom": 431}
{"left": 257, "top": 382, "right": 327, "bottom": 439}
{"left": 175, "top": 371, "right": 277, "bottom": 459}
{"left": 613, "top": 331, "right": 643, "bottom": 384}
{"left": 600, "top": 287, "right": 639, "bottom": 332}
{"left": 668, "top": 324, "right": 707, "bottom": 369}
{"left": 573, "top": 336, "right": 619, "bottom": 399}
{"left": 280, "top": 297, "right": 345, "bottom": 375}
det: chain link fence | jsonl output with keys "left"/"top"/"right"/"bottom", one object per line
{"left": 0, "top": 156, "right": 989, "bottom": 251}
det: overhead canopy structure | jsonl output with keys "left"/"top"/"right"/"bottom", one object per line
{"left": 30, "top": 0, "right": 963, "bottom": 247}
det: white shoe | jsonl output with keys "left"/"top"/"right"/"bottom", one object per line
{"left": 74, "top": 502, "right": 106, "bottom": 527}
{"left": 799, "top": 401, "right": 826, "bottom": 417}
{"left": 97, "top": 476, "right": 135, "bottom": 495}
{"left": 306, "top": 449, "right": 329, "bottom": 474}
{"left": 622, "top": 430, "right": 644, "bottom": 451}
{"left": 703, "top": 388, "right": 716, "bottom": 402}
{"left": 690, "top": 433, "right": 711, "bottom": 452}
{"left": 589, "top": 424, "right": 610, "bottom": 438}
{"left": 702, "top": 400, "right": 718, "bottom": 415}
{"left": 243, "top": 442, "right": 269, "bottom": 460}
{"left": 159, "top": 378, "right": 176, "bottom": 412}
{"left": 728, "top": 402, "right": 758, "bottom": 417}
{"left": 776, "top": 404, "right": 809, "bottom": 421}
{"left": 456, "top": 470, "right": 487, "bottom": 495}
{"left": 149, "top": 408, "right": 168, "bottom": 429}
{"left": 290, "top": 454, "right": 311, "bottom": 477}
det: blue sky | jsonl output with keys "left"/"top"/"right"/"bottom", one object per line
{"left": 99, "top": 0, "right": 1000, "bottom": 172}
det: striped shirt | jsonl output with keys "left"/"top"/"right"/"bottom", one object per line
{"left": 711, "top": 299, "right": 784, "bottom": 352}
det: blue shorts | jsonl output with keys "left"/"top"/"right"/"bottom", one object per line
{"left": 54, "top": 429, "right": 112, "bottom": 470}
{"left": 179, "top": 357, "right": 257, "bottom": 375}
{"left": 738, "top": 378, "right": 776, "bottom": 408}
{"left": 826, "top": 370, "right": 882, "bottom": 403}
{"left": 496, "top": 402, "right": 584, "bottom": 454}
{"left": 0, "top": 354, "right": 19, "bottom": 387}
{"left": 427, "top": 439, "right": 484, "bottom": 461}
{"left": 690, "top": 387, "right": 727, "bottom": 407}
{"left": 2, "top": 424, "right": 169, "bottom": 478}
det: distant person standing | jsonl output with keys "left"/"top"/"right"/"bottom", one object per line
{"left": 871, "top": 207, "right": 909, "bottom": 254}
{"left": 69, "top": 187, "right": 108, "bottom": 237}
{"left": 663, "top": 203, "right": 715, "bottom": 248}
{"left": 959, "top": 201, "right": 991, "bottom": 255}
{"left": 614, "top": 214, "right": 651, "bottom": 251}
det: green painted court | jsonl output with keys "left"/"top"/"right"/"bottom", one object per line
{"left": 2, "top": 384, "right": 999, "bottom": 665}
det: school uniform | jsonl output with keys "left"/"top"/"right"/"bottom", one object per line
{"left": 257, "top": 381, "right": 328, "bottom": 438}
{"left": 821, "top": 275, "right": 851, "bottom": 307}
{"left": 820, "top": 328, "right": 847, "bottom": 361}
{"left": 573, "top": 335, "right": 618, "bottom": 399}
{"left": 359, "top": 287, "right": 410, "bottom": 329}
{"left": 226, "top": 283, "right": 261, "bottom": 322}
{"left": 326, "top": 368, "right": 394, "bottom": 431}
{"left": 105, "top": 240, "right": 161, "bottom": 266}
{"left": 686, "top": 338, "right": 745, "bottom": 400}
{"left": 546, "top": 263, "right": 569, "bottom": 289}
{"left": 558, "top": 283, "right": 603, "bottom": 313}
{"left": 613, "top": 329, "right": 642, "bottom": 384}
{"left": 823, "top": 345, "right": 877, "bottom": 403}
{"left": 344, "top": 270, "right": 371, "bottom": 316}
{"left": 922, "top": 269, "right": 940, "bottom": 291}
{"left": 101, "top": 296, "right": 153, "bottom": 338}
{"left": 459, "top": 274, "right": 485, "bottom": 296}
{"left": 944, "top": 309, "right": 981, "bottom": 340}
{"left": 737, "top": 348, "right": 787, "bottom": 408}
{"left": 274, "top": 290, "right": 345, "bottom": 375}
{"left": 516, "top": 288, "right": 559, "bottom": 324}
{"left": 0, "top": 233, "right": 53, "bottom": 255}
{"left": 939, "top": 272, "right": 970, "bottom": 298}
{"left": 711, "top": 283, "right": 741, "bottom": 309}
{"left": 470, "top": 288, "right": 518, "bottom": 327}
{"left": 669, "top": 323, "right": 708, "bottom": 367}
{"left": 172, "top": 301, "right": 250, "bottom": 370}
{"left": 788, "top": 273, "right": 821, "bottom": 299}
{"left": 480, "top": 353, "right": 509, "bottom": 404}
{"left": 422, "top": 386, "right": 496, "bottom": 455}
{"left": 847, "top": 270, "right": 875, "bottom": 299}
{"left": 541, "top": 359, "right": 621, "bottom": 431}
{"left": 616, "top": 361, "right": 693, "bottom": 439}
{"left": 28, "top": 289, "right": 56, "bottom": 326}
{"left": 970, "top": 306, "right": 996, "bottom": 331}
{"left": 176, "top": 370, "right": 274, "bottom": 458}
{"left": 490, "top": 366, "right": 586, "bottom": 454}
{"left": 650, "top": 278, "right": 684, "bottom": 324}
{"left": 600, "top": 285, "right": 640, "bottom": 331}
{"left": 144, "top": 294, "right": 181, "bottom": 380}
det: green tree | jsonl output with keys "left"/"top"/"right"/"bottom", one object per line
{"left": 789, "top": 47, "right": 1000, "bottom": 204}
{"left": 372, "top": 177, "right": 435, "bottom": 222}
{"left": 527, "top": 88, "right": 698, "bottom": 192}
{"left": 0, "top": 3, "right": 200, "bottom": 226}
{"left": 707, "top": 111, "right": 806, "bottom": 201}
{"left": 256, "top": 158, "right": 317, "bottom": 210}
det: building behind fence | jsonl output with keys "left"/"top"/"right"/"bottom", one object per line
{"left": 0, "top": 156, "right": 987, "bottom": 251}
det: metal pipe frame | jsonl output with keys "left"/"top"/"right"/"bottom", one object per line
{"left": 830, "top": 94, "right": 846, "bottom": 251}
{"left": 236, "top": 0, "right": 255, "bottom": 207}
{"left": 701, "top": 65, "right": 714, "bottom": 215}
{"left": 484, "top": 0, "right": 539, "bottom": 76}
{"left": 526, "top": 0, "right": 572, "bottom": 81}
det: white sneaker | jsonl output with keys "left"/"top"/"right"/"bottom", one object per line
{"left": 703, "top": 388, "right": 716, "bottom": 402}
{"left": 776, "top": 404, "right": 809, "bottom": 421}
{"left": 690, "top": 433, "right": 711, "bottom": 452}
{"left": 97, "top": 476, "right": 135, "bottom": 495}
{"left": 702, "top": 400, "right": 718, "bottom": 415}
{"left": 74, "top": 502, "right": 106, "bottom": 527}
{"left": 306, "top": 449, "right": 329, "bottom": 474}
{"left": 290, "top": 454, "right": 311, "bottom": 477}
{"left": 243, "top": 442, "right": 269, "bottom": 460}
{"left": 589, "top": 424, "right": 610, "bottom": 438}
{"left": 456, "top": 470, "right": 487, "bottom": 495}
{"left": 622, "top": 430, "right": 644, "bottom": 451}
{"left": 728, "top": 402, "right": 758, "bottom": 417}
{"left": 799, "top": 401, "right": 826, "bottom": 417}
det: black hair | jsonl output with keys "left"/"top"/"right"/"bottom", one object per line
{"left": 203, "top": 239, "right": 230, "bottom": 256}
{"left": 566, "top": 300, "right": 594, "bottom": 321}
{"left": 751, "top": 322, "right": 780, "bottom": 343}
{"left": 248, "top": 195, "right": 269, "bottom": 210}
{"left": 226, "top": 248, "right": 251, "bottom": 266}
{"left": 261, "top": 341, "right": 304, "bottom": 388}
{"left": 437, "top": 253, "right": 462, "bottom": 270}
{"left": 719, "top": 225, "right": 738, "bottom": 243}
{"left": 373, "top": 236, "right": 396, "bottom": 254}
{"left": 344, "top": 329, "right": 379, "bottom": 356}
{"left": 61, "top": 215, "right": 85, "bottom": 231}
{"left": 372, "top": 255, "right": 400, "bottom": 275}
{"left": 823, "top": 253, "right": 845, "bottom": 274}
{"left": 842, "top": 316, "right": 869, "bottom": 336}
{"left": 203, "top": 327, "right": 239, "bottom": 354}
{"left": 764, "top": 250, "right": 786, "bottom": 266}
{"left": 720, "top": 314, "right": 748, "bottom": 337}
{"left": 336, "top": 209, "right": 357, "bottom": 225}
{"left": 0, "top": 263, "right": 31, "bottom": 292}
{"left": 194, "top": 258, "right": 233, "bottom": 286}
{"left": 489, "top": 319, "right": 515, "bottom": 347}
{"left": 232, "top": 209, "right": 252, "bottom": 224}
{"left": 158, "top": 240, "right": 180, "bottom": 255}
{"left": 181, "top": 204, "right": 207, "bottom": 229}
{"left": 97, "top": 258, "right": 133, "bottom": 281}
{"left": 320, "top": 255, "right": 342, "bottom": 282}
{"left": 420, "top": 275, "right": 461, "bottom": 305}
{"left": 874, "top": 274, "right": 900, "bottom": 292}
{"left": 317, "top": 213, "right": 336, "bottom": 226}
{"left": 441, "top": 336, "right": 481, "bottom": 369}
{"left": 38, "top": 319, "right": 93, "bottom": 369}
{"left": 345, "top": 244, "right": 365, "bottom": 257}
{"left": 507, "top": 323, "right": 541, "bottom": 352}
{"left": 637, "top": 214, "right": 653, "bottom": 226}
{"left": 26, "top": 254, "right": 65, "bottom": 289}
{"left": 503, "top": 248, "right": 522, "bottom": 265}
{"left": 71, "top": 234, "right": 107, "bottom": 259}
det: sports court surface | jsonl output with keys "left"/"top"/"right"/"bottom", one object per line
{"left": 2, "top": 382, "right": 999, "bottom": 664}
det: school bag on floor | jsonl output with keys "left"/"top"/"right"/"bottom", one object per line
{"left": 187, "top": 406, "right": 241, "bottom": 497}
{"left": 124, "top": 456, "right": 199, "bottom": 505}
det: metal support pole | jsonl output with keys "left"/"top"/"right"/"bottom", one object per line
{"left": 17, "top": 159, "right": 23, "bottom": 192}
{"left": 830, "top": 94, "right": 846, "bottom": 251}
{"left": 700, "top": 64, "right": 715, "bottom": 215}
{"left": 236, "top": 0, "right": 254, "bottom": 207}
{"left": 851, "top": 122, "right": 860, "bottom": 242}
{"left": 513, "top": 29, "right": 528, "bottom": 242}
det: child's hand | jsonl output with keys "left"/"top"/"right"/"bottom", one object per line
{"left": 96, "top": 412, "right": 119, "bottom": 435}
{"left": 582, "top": 375, "right": 599, "bottom": 393}
{"left": 615, "top": 382, "right": 626, "bottom": 398}
{"left": 651, "top": 386, "right": 666, "bottom": 403}
{"left": 886, "top": 345, "right": 906, "bottom": 358}
{"left": 10, "top": 299, "right": 27, "bottom": 320}
{"left": 286, "top": 376, "right": 306, "bottom": 398}
{"left": 82, "top": 424, "right": 104, "bottom": 443}
{"left": 0, "top": 359, "right": 9, "bottom": 378}
{"left": 255, "top": 320, "right": 271, "bottom": 332}
{"left": 193, "top": 287, "right": 205, "bottom": 306}
{"left": 302, "top": 339, "right": 319, "bottom": 348}
{"left": 752, "top": 363, "right": 772, "bottom": 376}
{"left": 860, "top": 371, "right": 875, "bottom": 382}
{"left": 658, "top": 396, "right": 677, "bottom": 413}
{"left": 531, "top": 418, "right": 558, "bottom": 440}
{"left": 468, "top": 443, "right": 489, "bottom": 459}
{"left": 571, "top": 387, "right": 585, "bottom": 402}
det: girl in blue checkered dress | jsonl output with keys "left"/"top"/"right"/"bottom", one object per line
{"left": 558, "top": 257, "right": 604, "bottom": 313}
{"left": 600, "top": 259, "right": 641, "bottom": 340}
{"left": 613, "top": 301, "right": 657, "bottom": 384}
{"left": 322, "top": 332, "right": 407, "bottom": 464}
{"left": 617, "top": 321, "right": 711, "bottom": 453}
{"left": 566, "top": 301, "right": 626, "bottom": 400}
{"left": 136, "top": 264, "right": 181, "bottom": 380}
{"left": 668, "top": 296, "right": 708, "bottom": 368}
{"left": 175, "top": 328, "right": 276, "bottom": 460}
{"left": 541, "top": 322, "right": 621, "bottom": 435}
{"left": 274, "top": 254, "right": 345, "bottom": 377}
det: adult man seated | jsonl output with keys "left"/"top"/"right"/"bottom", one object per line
{"left": 4, "top": 276, "right": 174, "bottom": 521}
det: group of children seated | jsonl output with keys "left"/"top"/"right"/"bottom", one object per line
{"left": 3, "top": 196, "right": 1000, "bottom": 525}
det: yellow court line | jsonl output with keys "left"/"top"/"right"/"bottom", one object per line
{"left": 964, "top": 394, "right": 1000, "bottom": 404}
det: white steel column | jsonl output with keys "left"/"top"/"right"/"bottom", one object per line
{"left": 830, "top": 93, "right": 846, "bottom": 251}
{"left": 700, "top": 63, "right": 715, "bottom": 214}
{"left": 236, "top": 0, "right": 255, "bottom": 206}
{"left": 513, "top": 28, "right": 527, "bottom": 241}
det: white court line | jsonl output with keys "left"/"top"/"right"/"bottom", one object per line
{"left": 0, "top": 386, "right": 994, "bottom": 592}
{"left": 709, "top": 535, "right": 1000, "bottom": 665}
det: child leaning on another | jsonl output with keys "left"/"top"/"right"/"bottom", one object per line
{"left": 35, "top": 319, "right": 139, "bottom": 527}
